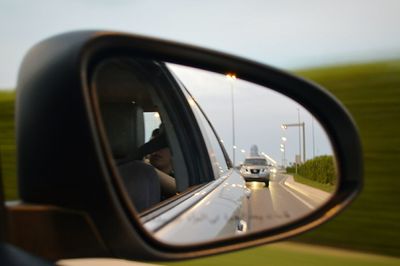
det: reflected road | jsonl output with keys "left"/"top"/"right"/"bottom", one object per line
{"left": 244, "top": 173, "right": 329, "bottom": 232}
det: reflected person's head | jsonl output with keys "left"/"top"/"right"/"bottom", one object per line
{"left": 148, "top": 128, "right": 173, "bottom": 175}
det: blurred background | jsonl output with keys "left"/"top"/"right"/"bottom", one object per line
{"left": 1, "top": 1, "right": 399, "bottom": 265}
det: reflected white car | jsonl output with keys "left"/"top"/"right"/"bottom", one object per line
{"left": 240, "top": 157, "right": 270, "bottom": 187}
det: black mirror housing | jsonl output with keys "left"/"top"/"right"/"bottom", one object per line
{"left": 15, "top": 31, "right": 362, "bottom": 261}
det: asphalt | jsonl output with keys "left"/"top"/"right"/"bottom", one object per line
{"left": 244, "top": 173, "right": 333, "bottom": 232}
{"left": 283, "top": 174, "right": 331, "bottom": 206}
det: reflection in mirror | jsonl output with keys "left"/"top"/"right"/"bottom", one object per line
{"left": 92, "top": 57, "right": 336, "bottom": 246}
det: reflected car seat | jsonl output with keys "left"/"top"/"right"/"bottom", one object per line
{"left": 100, "top": 103, "right": 161, "bottom": 212}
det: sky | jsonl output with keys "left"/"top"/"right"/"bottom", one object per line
{"left": 1, "top": 0, "right": 400, "bottom": 88}
{"left": 1, "top": 0, "right": 399, "bottom": 165}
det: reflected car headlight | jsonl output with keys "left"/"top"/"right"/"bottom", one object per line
{"left": 240, "top": 168, "right": 249, "bottom": 173}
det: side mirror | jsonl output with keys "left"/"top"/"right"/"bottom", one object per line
{"left": 15, "top": 31, "right": 362, "bottom": 261}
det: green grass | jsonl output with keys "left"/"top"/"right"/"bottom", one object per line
{"left": 293, "top": 173, "right": 335, "bottom": 193}
{"left": 292, "top": 59, "right": 400, "bottom": 257}
{"left": 0, "top": 90, "right": 17, "bottom": 200}
{"left": 161, "top": 242, "right": 400, "bottom": 266}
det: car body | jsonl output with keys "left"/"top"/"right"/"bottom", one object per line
{"left": 240, "top": 157, "right": 270, "bottom": 186}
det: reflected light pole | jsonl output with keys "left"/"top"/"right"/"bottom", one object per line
{"left": 312, "top": 117, "right": 315, "bottom": 158}
{"left": 280, "top": 146, "right": 285, "bottom": 167}
{"left": 280, "top": 138, "right": 286, "bottom": 167}
{"left": 226, "top": 73, "right": 237, "bottom": 166}
{"left": 297, "top": 108, "right": 301, "bottom": 162}
{"left": 281, "top": 122, "right": 306, "bottom": 163}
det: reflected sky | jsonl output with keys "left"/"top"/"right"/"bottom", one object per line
{"left": 168, "top": 64, "right": 332, "bottom": 166}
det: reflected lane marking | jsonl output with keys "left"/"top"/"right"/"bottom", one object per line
{"left": 278, "top": 177, "right": 315, "bottom": 210}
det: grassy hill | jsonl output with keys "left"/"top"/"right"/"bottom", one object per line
{"left": 1, "top": 59, "right": 400, "bottom": 260}
{"left": 0, "top": 90, "right": 17, "bottom": 200}
{"left": 292, "top": 60, "right": 400, "bottom": 257}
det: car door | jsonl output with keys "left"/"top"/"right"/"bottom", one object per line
{"left": 140, "top": 69, "right": 250, "bottom": 243}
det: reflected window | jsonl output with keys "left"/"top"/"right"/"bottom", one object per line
{"left": 184, "top": 94, "right": 230, "bottom": 178}
{"left": 92, "top": 57, "right": 189, "bottom": 212}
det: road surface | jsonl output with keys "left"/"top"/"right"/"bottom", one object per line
{"left": 244, "top": 173, "right": 331, "bottom": 232}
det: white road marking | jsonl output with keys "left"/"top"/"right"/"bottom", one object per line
{"left": 278, "top": 176, "right": 316, "bottom": 210}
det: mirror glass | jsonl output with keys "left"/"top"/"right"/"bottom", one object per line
{"left": 92, "top": 57, "right": 336, "bottom": 246}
